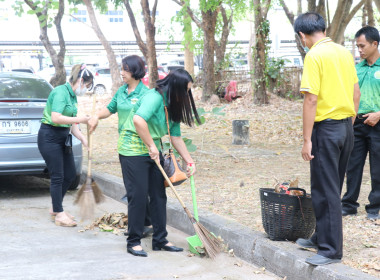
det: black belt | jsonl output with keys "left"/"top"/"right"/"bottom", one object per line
{"left": 315, "top": 117, "right": 351, "bottom": 124}
{"left": 41, "top": 123, "right": 70, "bottom": 130}
{"left": 357, "top": 114, "right": 367, "bottom": 119}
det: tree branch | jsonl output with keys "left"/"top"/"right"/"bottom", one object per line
{"left": 151, "top": 0, "right": 158, "bottom": 26}
{"left": 279, "top": 0, "right": 294, "bottom": 25}
{"left": 172, "top": 0, "right": 202, "bottom": 28}
{"left": 123, "top": 0, "right": 148, "bottom": 57}
{"left": 54, "top": 0, "right": 65, "bottom": 60}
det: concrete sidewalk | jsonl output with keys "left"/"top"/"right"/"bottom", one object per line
{"left": 0, "top": 175, "right": 279, "bottom": 280}
{"left": 86, "top": 168, "right": 379, "bottom": 280}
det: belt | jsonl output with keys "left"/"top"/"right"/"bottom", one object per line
{"left": 357, "top": 114, "right": 367, "bottom": 119}
{"left": 41, "top": 123, "right": 70, "bottom": 130}
{"left": 315, "top": 117, "right": 351, "bottom": 124}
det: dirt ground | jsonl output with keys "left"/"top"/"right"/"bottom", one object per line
{"left": 78, "top": 90, "right": 379, "bottom": 278}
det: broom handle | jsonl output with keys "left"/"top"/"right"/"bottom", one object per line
{"left": 190, "top": 175, "right": 199, "bottom": 221}
{"left": 154, "top": 159, "right": 188, "bottom": 210}
{"left": 87, "top": 94, "right": 96, "bottom": 179}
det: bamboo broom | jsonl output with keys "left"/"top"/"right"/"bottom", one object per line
{"left": 154, "top": 159, "right": 223, "bottom": 259}
{"left": 74, "top": 93, "right": 105, "bottom": 219}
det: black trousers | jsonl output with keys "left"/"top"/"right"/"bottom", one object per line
{"left": 119, "top": 154, "right": 168, "bottom": 248}
{"left": 342, "top": 118, "right": 380, "bottom": 214}
{"left": 309, "top": 118, "right": 353, "bottom": 259}
{"left": 37, "top": 123, "right": 76, "bottom": 213}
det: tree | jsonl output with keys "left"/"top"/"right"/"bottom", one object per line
{"left": 123, "top": 0, "right": 159, "bottom": 89}
{"left": 80, "top": 0, "right": 122, "bottom": 95}
{"left": 252, "top": 0, "right": 271, "bottom": 105}
{"left": 15, "top": 0, "right": 66, "bottom": 86}
{"left": 174, "top": 0, "right": 247, "bottom": 101}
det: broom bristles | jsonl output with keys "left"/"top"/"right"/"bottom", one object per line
{"left": 76, "top": 189, "right": 95, "bottom": 220}
{"left": 193, "top": 220, "right": 223, "bottom": 259}
{"left": 91, "top": 180, "right": 105, "bottom": 204}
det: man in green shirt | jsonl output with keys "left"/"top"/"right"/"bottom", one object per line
{"left": 342, "top": 26, "right": 380, "bottom": 220}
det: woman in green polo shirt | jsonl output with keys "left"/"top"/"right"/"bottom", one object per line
{"left": 88, "top": 55, "right": 153, "bottom": 235}
{"left": 38, "top": 64, "right": 93, "bottom": 227}
{"left": 119, "top": 69, "right": 200, "bottom": 257}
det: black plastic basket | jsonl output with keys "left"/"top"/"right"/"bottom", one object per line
{"left": 259, "top": 187, "right": 316, "bottom": 241}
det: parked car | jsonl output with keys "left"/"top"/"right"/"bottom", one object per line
{"left": 141, "top": 66, "right": 167, "bottom": 87}
{"left": 11, "top": 67, "right": 35, "bottom": 75}
{"left": 0, "top": 72, "right": 82, "bottom": 189}
{"left": 37, "top": 66, "right": 72, "bottom": 83}
{"left": 92, "top": 67, "right": 112, "bottom": 95}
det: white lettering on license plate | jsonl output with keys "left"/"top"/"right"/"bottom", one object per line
{"left": 0, "top": 120, "right": 31, "bottom": 134}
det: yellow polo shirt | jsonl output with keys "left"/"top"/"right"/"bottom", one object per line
{"left": 300, "top": 37, "right": 358, "bottom": 122}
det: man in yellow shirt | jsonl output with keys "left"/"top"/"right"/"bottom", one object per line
{"left": 293, "top": 12, "right": 360, "bottom": 266}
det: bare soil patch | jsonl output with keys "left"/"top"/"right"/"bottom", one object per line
{"left": 78, "top": 91, "right": 379, "bottom": 278}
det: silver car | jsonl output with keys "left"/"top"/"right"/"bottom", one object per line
{"left": 0, "top": 72, "right": 82, "bottom": 189}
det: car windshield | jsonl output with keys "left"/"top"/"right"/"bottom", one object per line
{"left": 0, "top": 77, "right": 52, "bottom": 99}
{"left": 97, "top": 69, "right": 110, "bottom": 75}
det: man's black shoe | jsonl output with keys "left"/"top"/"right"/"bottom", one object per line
{"left": 342, "top": 208, "right": 357, "bottom": 216}
{"left": 367, "top": 213, "right": 379, "bottom": 220}
{"left": 296, "top": 238, "right": 318, "bottom": 249}
{"left": 305, "top": 254, "right": 341, "bottom": 266}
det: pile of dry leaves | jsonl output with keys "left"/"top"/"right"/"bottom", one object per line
{"left": 79, "top": 212, "right": 128, "bottom": 235}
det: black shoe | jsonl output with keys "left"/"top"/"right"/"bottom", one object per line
{"left": 367, "top": 213, "right": 379, "bottom": 220}
{"left": 305, "top": 254, "right": 341, "bottom": 266}
{"left": 127, "top": 247, "right": 148, "bottom": 257}
{"left": 124, "top": 226, "right": 154, "bottom": 238}
{"left": 153, "top": 243, "right": 184, "bottom": 252}
{"left": 342, "top": 208, "right": 357, "bottom": 216}
{"left": 296, "top": 238, "right": 318, "bottom": 249}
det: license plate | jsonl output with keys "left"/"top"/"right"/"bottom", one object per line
{"left": 0, "top": 120, "right": 31, "bottom": 134}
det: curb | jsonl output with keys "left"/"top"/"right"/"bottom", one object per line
{"left": 81, "top": 168, "right": 378, "bottom": 280}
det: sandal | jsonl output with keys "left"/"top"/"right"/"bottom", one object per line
{"left": 50, "top": 210, "right": 75, "bottom": 220}
{"left": 55, "top": 216, "right": 77, "bottom": 227}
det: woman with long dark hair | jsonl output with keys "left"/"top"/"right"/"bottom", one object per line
{"left": 110, "top": 68, "right": 199, "bottom": 257}
{"left": 38, "top": 64, "right": 93, "bottom": 227}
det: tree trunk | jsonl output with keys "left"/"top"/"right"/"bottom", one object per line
{"left": 330, "top": 0, "right": 365, "bottom": 44}
{"left": 253, "top": 0, "right": 271, "bottom": 105}
{"left": 141, "top": 0, "right": 158, "bottom": 88}
{"left": 183, "top": 12, "right": 194, "bottom": 76}
{"left": 201, "top": 9, "right": 218, "bottom": 101}
{"left": 83, "top": 0, "right": 121, "bottom": 95}
{"left": 280, "top": 0, "right": 306, "bottom": 61}
{"left": 124, "top": 0, "right": 159, "bottom": 88}
{"left": 215, "top": 6, "right": 232, "bottom": 95}
{"left": 366, "top": 0, "right": 374, "bottom": 26}
{"left": 297, "top": 0, "right": 302, "bottom": 14}
{"left": 25, "top": 0, "right": 66, "bottom": 87}
{"left": 248, "top": 14, "right": 255, "bottom": 73}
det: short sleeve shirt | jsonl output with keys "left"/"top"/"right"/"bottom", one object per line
{"left": 356, "top": 57, "right": 380, "bottom": 114}
{"left": 300, "top": 37, "right": 358, "bottom": 122}
{"left": 41, "top": 82, "right": 77, "bottom": 127}
{"left": 117, "top": 89, "right": 181, "bottom": 156}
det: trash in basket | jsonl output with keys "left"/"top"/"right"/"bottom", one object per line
{"left": 259, "top": 187, "right": 316, "bottom": 241}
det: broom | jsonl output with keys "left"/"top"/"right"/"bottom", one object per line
{"left": 74, "top": 93, "right": 105, "bottom": 219}
{"left": 154, "top": 159, "right": 223, "bottom": 259}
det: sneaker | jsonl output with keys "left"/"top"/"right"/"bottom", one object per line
{"left": 367, "top": 213, "right": 379, "bottom": 220}
{"left": 342, "top": 208, "right": 357, "bottom": 216}
{"left": 296, "top": 238, "right": 318, "bottom": 249}
{"left": 305, "top": 254, "right": 341, "bottom": 266}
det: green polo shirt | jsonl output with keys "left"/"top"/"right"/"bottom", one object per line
{"left": 117, "top": 89, "right": 181, "bottom": 156}
{"left": 41, "top": 82, "right": 77, "bottom": 127}
{"left": 356, "top": 57, "right": 380, "bottom": 114}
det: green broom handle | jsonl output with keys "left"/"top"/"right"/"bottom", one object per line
{"left": 190, "top": 173, "right": 199, "bottom": 221}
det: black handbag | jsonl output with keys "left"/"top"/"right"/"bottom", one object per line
{"left": 65, "top": 133, "right": 73, "bottom": 154}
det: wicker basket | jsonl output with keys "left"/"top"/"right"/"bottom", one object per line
{"left": 259, "top": 187, "right": 316, "bottom": 241}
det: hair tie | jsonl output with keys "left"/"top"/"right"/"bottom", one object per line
{"left": 81, "top": 64, "right": 87, "bottom": 70}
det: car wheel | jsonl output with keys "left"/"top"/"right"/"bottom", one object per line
{"left": 68, "top": 174, "right": 81, "bottom": 190}
{"left": 94, "top": 85, "right": 106, "bottom": 95}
